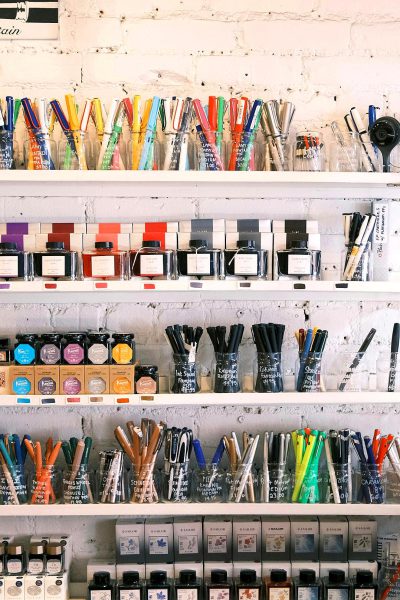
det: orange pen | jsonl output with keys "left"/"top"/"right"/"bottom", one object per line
{"left": 372, "top": 428, "right": 381, "bottom": 459}
{"left": 228, "top": 96, "right": 249, "bottom": 170}
{"left": 208, "top": 96, "right": 217, "bottom": 140}
{"left": 376, "top": 434, "right": 394, "bottom": 473}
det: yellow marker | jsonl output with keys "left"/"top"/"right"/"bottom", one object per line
{"left": 292, "top": 429, "right": 318, "bottom": 502}
{"left": 131, "top": 95, "right": 141, "bottom": 170}
{"left": 312, "top": 326, "right": 319, "bottom": 342}
{"left": 294, "top": 429, "right": 304, "bottom": 478}
{"left": 92, "top": 98, "right": 104, "bottom": 143}
{"left": 65, "top": 94, "right": 87, "bottom": 170}
{"left": 48, "top": 109, "right": 56, "bottom": 134}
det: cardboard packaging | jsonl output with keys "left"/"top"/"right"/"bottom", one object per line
{"left": 203, "top": 517, "right": 233, "bottom": 562}
{"left": 44, "top": 573, "right": 68, "bottom": 600}
{"left": 272, "top": 220, "right": 319, "bottom": 233}
{"left": 40, "top": 223, "right": 86, "bottom": 234}
{"left": 25, "top": 575, "right": 45, "bottom": 600}
{"left": 290, "top": 516, "right": 319, "bottom": 561}
{"left": 5, "top": 576, "right": 24, "bottom": 600}
{"left": 115, "top": 519, "right": 145, "bottom": 564}
{"left": 84, "top": 365, "right": 110, "bottom": 395}
{"left": 0, "top": 364, "right": 11, "bottom": 395}
{"left": 87, "top": 223, "right": 133, "bottom": 234}
{"left": 178, "top": 232, "right": 225, "bottom": 251}
{"left": 232, "top": 517, "right": 261, "bottom": 562}
{"left": 0, "top": 223, "right": 40, "bottom": 235}
{"left": 348, "top": 518, "right": 377, "bottom": 561}
{"left": 35, "top": 234, "right": 83, "bottom": 252}
{"left": 130, "top": 232, "right": 177, "bottom": 251}
{"left": 10, "top": 366, "right": 35, "bottom": 395}
{"left": 59, "top": 366, "right": 85, "bottom": 396}
{"left": 261, "top": 517, "right": 291, "bottom": 562}
{"left": 133, "top": 222, "right": 178, "bottom": 233}
{"left": 83, "top": 234, "right": 130, "bottom": 251}
{"left": 173, "top": 517, "right": 203, "bottom": 563}
{"left": 34, "top": 366, "right": 60, "bottom": 396}
{"left": 0, "top": 576, "right": 4, "bottom": 600}
{"left": 0, "top": 234, "right": 35, "bottom": 252}
{"left": 109, "top": 365, "right": 135, "bottom": 394}
{"left": 179, "top": 219, "right": 225, "bottom": 233}
{"left": 145, "top": 518, "right": 174, "bottom": 564}
{"left": 319, "top": 516, "right": 349, "bottom": 561}
{"left": 291, "top": 562, "right": 320, "bottom": 577}
{"left": 226, "top": 219, "right": 271, "bottom": 233}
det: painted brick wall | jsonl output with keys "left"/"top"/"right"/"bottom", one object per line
{"left": 0, "top": 0, "right": 400, "bottom": 584}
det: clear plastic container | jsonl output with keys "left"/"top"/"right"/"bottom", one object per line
{"left": 293, "top": 131, "right": 325, "bottom": 171}
{"left": 377, "top": 352, "right": 400, "bottom": 392}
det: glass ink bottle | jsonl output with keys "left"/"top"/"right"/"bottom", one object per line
{"left": 206, "top": 569, "right": 233, "bottom": 600}
{"left": 87, "top": 332, "right": 110, "bottom": 365}
{"left": 111, "top": 333, "right": 135, "bottom": 365}
{"left": 323, "top": 570, "right": 350, "bottom": 600}
{"left": 294, "top": 570, "right": 321, "bottom": 600}
{"left": 46, "top": 544, "right": 64, "bottom": 575}
{"left": 266, "top": 569, "right": 292, "bottom": 600}
{"left": 27, "top": 544, "right": 45, "bottom": 575}
{"left": 236, "top": 569, "right": 263, "bottom": 600}
{"left": 146, "top": 570, "right": 171, "bottom": 600}
{"left": 175, "top": 570, "right": 202, "bottom": 600}
{"left": 117, "top": 571, "right": 143, "bottom": 600}
{"left": 224, "top": 240, "right": 267, "bottom": 279}
{"left": 14, "top": 333, "right": 38, "bottom": 365}
{"left": 62, "top": 332, "right": 86, "bottom": 365}
{"left": 130, "top": 241, "right": 175, "bottom": 280}
{"left": 82, "top": 241, "right": 127, "bottom": 280}
{"left": 0, "top": 242, "right": 32, "bottom": 281}
{"left": 33, "top": 241, "right": 78, "bottom": 280}
{"left": 177, "top": 239, "right": 221, "bottom": 280}
{"left": 135, "top": 365, "right": 159, "bottom": 394}
{"left": 6, "top": 545, "right": 25, "bottom": 575}
{"left": 88, "top": 571, "right": 115, "bottom": 600}
{"left": 275, "top": 240, "right": 321, "bottom": 281}
{"left": 352, "top": 571, "right": 377, "bottom": 600}
{"left": 39, "top": 333, "right": 62, "bottom": 365}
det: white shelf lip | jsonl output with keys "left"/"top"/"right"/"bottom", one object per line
{"left": 0, "top": 503, "right": 399, "bottom": 517}
{"left": 1, "top": 392, "right": 399, "bottom": 408}
{"left": 1, "top": 171, "right": 400, "bottom": 198}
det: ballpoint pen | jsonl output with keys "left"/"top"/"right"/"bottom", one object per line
{"left": 193, "top": 99, "right": 224, "bottom": 170}
{"left": 91, "top": 98, "right": 104, "bottom": 142}
{"left": 216, "top": 96, "right": 225, "bottom": 155}
{"left": 163, "top": 97, "right": 184, "bottom": 170}
{"left": 177, "top": 97, "right": 192, "bottom": 171}
{"left": 388, "top": 323, "right": 400, "bottom": 392}
{"left": 100, "top": 102, "right": 126, "bottom": 170}
{"left": 236, "top": 99, "right": 263, "bottom": 171}
{"left": 65, "top": 93, "right": 87, "bottom": 170}
{"left": 265, "top": 100, "right": 285, "bottom": 164}
{"left": 38, "top": 98, "right": 55, "bottom": 169}
{"left": 131, "top": 94, "right": 141, "bottom": 170}
{"left": 261, "top": 107, "right": 283, "bottom": 171}
{"left": 22, "top": 97, "right": 54, "bottom": 170}
{"left": 97, "top": 98, "right": 119, "bottom": 170}
{"left": 349, "top": 107, "right": 376, "bottom": 172}
{"left": 228, "top": 96, "right": 249, "bottom": 171}
{"left": 139, "top": 96, "right": 160, "bottom": 170}
{"left": 49, "top": 99, "right": 77, "bottom": 159}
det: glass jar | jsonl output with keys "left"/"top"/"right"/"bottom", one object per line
{"left": 63, "top": 464, "right": 95, "bottom": 504}
{"left": 98, "top": 449, "right": 126, "bottom": 504}
{"left": 224, "top": 240, "right": 267, "bottom": 279}
{"left": 62, "top": 332, "right": 86, "bottom": 365}
{"left": 130, "top": 241, "right": 175, "bottom": 280}
{"left": 213, "top": 351, "right": 240, "bottom": 393}
{"left": 135, "top": 365, "right": 159, "bottom": 394}
{"left": 377, "top": 351, "right": 400, "bottom": 392}
{"left": 161, "top": 132, "right": 189, "bottom": 171}
{"left": 193, "top": 466, "right": 227, "bottom": 502}
{"left": 275, "top": 240, "right": 321, "bottom": 281}
{"left": 130, "top": 464, "right": 159, "bottom": 504}
{"left": 259, "top": 463, "right": 292, "bottom": 503}
{"left": 170, "top": 354, "right": 199, "bottom": 394}
{"left": 111, "top": 333, "right": 135, "bottom": 365}
{"left": 194, "top": 129, "right": 225, "bottom": 171}
{"left": 0, "top": 464, "right": 27, "bottom": 505}
{"left": 23, "top": 134, "right": 57, "bottom": 170}
{"left": 341, "top": 242, "right": 373, "bottom": 282}
{"left": 6, "top": 545, "right": 25, "bottom": 575}
{"left": 0, "top": 131, "right": 19, "bottom": 169}
{"left": 0, "top": 242, "right": 32, "bottom": 281}
{"left": 27, "top": 544, "right": 45, "bottom": 575}
{"left": 14, "top": 333, "right": 38, "bottom": 365}
{"left": 87, "top": 332, "right": 110, "bottom": 365}
{"left": 253, "top": 352, "right": 283, "bottom": 393}
{"left": 38, "top": 334, "right": 62, "bottom": 365}
{"left": 329, "top": 132, "right": 362, "bottom": 172}
{"left": 227, "top": 133, "right": 263, "bottom": 171}
{"left": 58, "top": 132, "right": 94, "bottom": 170}
{"left": 46, "top": 544, "right": 64, "bottom": 575}
{"left": 82, "top": 241, "right": 127, "bottom": 280}
{"left": 33, "top": 241, "right": 78, "bottom": 281}
{"left": 162, "top": 462, "right": 191, "bottom": 502}
{"left": 29, "top": 466, "right": 62, "bottom": 505}
{"left": 378, "top": 558, "right": 400, "bottom": 600}
{"left": 129, "top": 137, "right": 161, "bottom": 170}
{"left": 335, "top": 351, "right": 369, "bottom": 392}
{"left": 293, "top": 131, "right": 325, "bottom": 171}
{"left": 295, "top": 351, "right": 324, "bottom": 392}
{"left": 98, "top": 139, "right": 127, "bottom": 171}
{"left": 177, "top": 239, "right": 221, "bottom": 280}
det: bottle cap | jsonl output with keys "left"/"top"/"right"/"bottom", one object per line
{"left": 41, "top": 333, "right": 61, "bottom": 343}
{"left": 270, "top": 570, "right": 287, "bottom": 583}
{"left": 150, "top": 571, "right": 167, "bottom": 585}
{"left": 189, "top": 240, "right": 208, "bottom": 249}
{"left": 329, "top": 570, "right": 345, "bottom": 584}
{"left": 122, "top": 572, "right": 140, "bottom": 586}
{"left": 0, "top": 242, "right": 17, "bottom": 250}
{"left": 288, "top": 239, "right": 308, "bottom": 249}
{"left": 240, "top": 570, "right": 257, "bottom": 584}
{"left": 113, "top": 333, "right": 135, "bottom": 341}
{"left": 87, "top": 332, "right": 110, "bottom": 343}
{"left": 46, "top": 241, "right": 64, "bottom": 250}
{"left": 142, "top": 241, "right": 161, "bottom": 248}
{"left": 46, "top": 544, "right": 62, "bottom": 555}
{"left": 299, "top": 570, "right": 316, "bottom": 584}
{"left": 95, "top": 241, "right": 113, "bottom": 249}
{"left": 237, "top": 240, "right": 256, "bottom": 249}
{"left": 93, "top": 572, "right": 111, "bottom": 587}
{"left": 211, "top": 570, "right": 227, "bottom": 584}
{"left": 179, "top": 570, "right": 197, "bottom": 585}
{"left": 29, "top": 544, "right": 45, "bottom": 555}
{"left": 356, "top": 571, "right": 373, "bottom": 586}
{"left": 7, "top": 545, "right": 23, "bottom": 555}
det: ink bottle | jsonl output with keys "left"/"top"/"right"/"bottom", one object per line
{"left": 206, "top": 569, "right": 233, "bottom": 600}
{"left": 6, "top": 545, "right": 25, "bottom": 575}
{"left": 111, "top": 333, "right": 135, "bottom": 365}
{"left": 88, "top": 571, "right": 115, "bottom": 600}
{"left": 118, "top": 571, "right": 144, "bottom": 600}
{"left": 294, "top": 570, "right": 321, "bottom": 600}
{"left": 62, "top": 332, "right": 86, "bottom": 365}
{"left": 87, "top": 332, "right": 110, "bottom": 365}
{"left": 175, "top": 569, "right": 202, "bottom": 600}
{"left": 82, "top": 241, "right": 127, "bottom": 280}
{"left": 224, "top": 240, "right": 267, "bottom": 279}
{"left": 33, "top": 241, "right": 78, "bottom": 280}
{"left": 27, "top": 544, "right": 45, "bottom": 575}
{"left": 135, "top": 365, "right": 159, "bottom": 394}
{"left": 323, "top": 570, "right": 350, "bottom": 600}
{"left": 177, "top": 239, "right": 221, "bottom": 280}
{"left": 46, "top": 544, "right": 64, "bottom": 575}
{"left": 352, "top": 571, "right": 377, "bottom": 600}
{"left": 266, "top": 569, "right": 292, "bottom": 600}
{"left": 0, "top": 544, "right": 5, "bottom": 574}
{"left": 39, "top": 333, "right": 62, "bottom": 365}
{"left": 236, "top": 569, "right": 263, "bottom": 600}
{"left": 0, "top": 242, "right": 32, "bottom": 281}
{"left": 14, "top": 333, "right": 38, "bottom": 365}
{"left": 130, "top": 241, "right": 175, "bottom": 280}
{"left": 146, "top": 570, "right": 171, "bottom": 600}
{"left": 275, "top": 240, "right": 321, "bottom": 281}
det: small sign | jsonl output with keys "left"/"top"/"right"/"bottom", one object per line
{"left": 0, "top": 0, "right": 58, "bottom": 40}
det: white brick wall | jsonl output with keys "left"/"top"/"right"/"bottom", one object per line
{"left": 1, "top": 0, "right": 400, "bottom": 583}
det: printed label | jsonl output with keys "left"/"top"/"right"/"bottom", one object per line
{"left": 265, "top": 534, "right": 286, "bottom": 553}
{"left": 354, "top": 590, "right": 375, "bottom": 600}
{"left": 46, "top": 560, "right": 62, "bottom": 575}
{"left": 149, "top": 535, "right": 168, "bottom": 555}
{"left": 239, "top": 589, "right": 259, "bottom": 600}
{"left": 209, "top": 589, "right": 230, "bottom": 600}
{"left": 178, "top": 534, "right": 199, "bottom": 554}
{"left": 7, "top": 559, "right": 23, "bottom": 574}
{"left": 42, "top": 256, "right": 65, "bottom": 277}
{"left": 140, "top": 255, "right": 164, "bottom": 276}
{"left": 26, "top": 581, "right": 44, "bottom": 598}
{"left": 28, "top": 560, "right": 44, "bottom": 575}
{"left": 63, "top": 343, "right": 84, "bottom": 365}
{"left": 14, "top": 343, "right": 35, "bottom": 365}
{"left": 136, "top": 376, "right": 157, "bottom": 394}
{"left": 90, "top": 591, "right": 112, "bottom": 600}
{"left": 88, "top": 344, "right": 109, "bottom": 365}
{"left": 237, "top": 533, "right": 257, "bottom": 553}
{"left": 0, "top": 256, "right": 18, "bottom": 277}
{"left": 177, "top": 590, "right": 198, "bottom": 600}
{"left": 91, "top": 256, "right": 115, "bottom": 277}
{"left": 327, "top": 589, "right": 349, "bottom": 600}
{"left": 234, "top": 254, "right": 258, "bottom": 275}
{"left": 269, "top": 588, "right": 290, "bottom": 600}
{"left": 288, "top": 254, "right": 311, "bottom": 275}
{"left": 207, "top": 534, "right": 227, "bottom": 554}
{"left": 297, "top": 587, "right": 320, "bottom": 600}
{"left": 120, "top": 590, "right": 141, "bottom": 600}
{"left": 187, "top": 254, "right": 211, "bottom": 275}
{"left": 353, "top": 534, "right": 372, "bottom": 553}
{"left": 323, "top": 533, "right": 344, "bottom": 553}
{"left": 40, "top": 344, "right": 60, "bottom": 365}
{"left": 294, "top": 533, "right": 315, "bottom": 553}
{"left": 147, "top": 589, "right": 168, "bottom": 600}
{"left": 12, "top": 376, "right": 32, "bottom": 394}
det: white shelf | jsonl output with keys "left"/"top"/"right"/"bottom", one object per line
{"left": 0, "top": 280, "right": 397, "bottom": 303}
{"left": 1, "top": 171, "right": 400, "bottom": 198}
{"left": 0, "top": 503, "right": 399, "bottom": 517}
{"left": 1, "top": 392, "right": 399, "bottom": 408}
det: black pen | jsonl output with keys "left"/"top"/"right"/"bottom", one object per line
{"left": 388, "top": 323, "right": 400, "bottom": 392}
{"left": 339, "top": 328, "right": 376, "bottom": 391}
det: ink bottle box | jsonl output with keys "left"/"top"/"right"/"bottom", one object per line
{"left": 290, "top": 517, "right": 319, "bottom": 562}
{"left": 348, "top": 518, "right": 377, "bottom": 561}
{"left": 261, "top": 516, "right": 290, "bottom": 562}
{"left": 319, "top": 517, "right": 348, "bottom": 562}
{"left": 115, "top": 519, "right": 145, "bottom": 564}
{"left": 203, "top": 517, "right": 232, "bottom": 562}
{"left": 10, "top": 366, "right": 35, "bottom": 395}
{"left": 109, "top": 366, "right": 135, "bottom": 394}
{"left": 24, "top": 576, "right": 44, "bottom": 600}
{"left": 232, "top": 517, "right": 261, "bottom": 562}
{"left": 59, "top": 365, "right": 85, "bottom": 395}
{"left": 145, "top": 518, "right": 174, "bottom": 564}
{"left": 84, "top": 366, "right": 110, "bottom": 395}
{"left": 173, "top": 517, "right": 203, "bottom": 563}
{"left": 34, "top": 366, "right": 60, "bottom": 396}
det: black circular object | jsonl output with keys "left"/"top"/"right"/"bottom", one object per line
{"left": 95, "top": 241, "right": 113, "bottom": 249}
{"left": 270, "top": 569, "right": 287, "bottom": 583}
{"left": 299, "top": 570, "right": 316, "bottom": 584}
{"left": 142, "top": 241, "right": 161, "bottom": 248}
{"left": 211, "top": 570, "right": 228, "bottom": 584}
{"left": 93, "top": 572, "right": 111, "bottom": 586}
{"left": 190, "top": 240, "right": 208, "bottom": 249}
{"left": 369, "top": 116, "right": 400, "bottom": 172}
{"left": 179, "top": 570, "right": 197, "bottom": 585}
{"left": 237, "top": 240, "right": 256, "bottom": 249}
{"left": 122, "top": 572, "right": 139, "bottom": 586}
{"left": 288, "top": 239, "right": 307, "bottom": 249}
{"left": 328, "top": 570, "right": 345, "bottom": 584}
{"left": 356, "top": 571, "right": 373, "bottom": 585}
{"left": 150, "top": 571, "right": 167, "bottom": 585}
{"left": 0, "top": 242, "right": 17, "bottom": 250}
{"left": 46, "top": 242, "right": 64, "bottom": 250}
{"left": 240, "top": 570, "right": 257, "bottom": 584}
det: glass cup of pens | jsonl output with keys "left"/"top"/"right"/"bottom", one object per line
{"left": 329, "top": 132, "right": 362, "bottom": 172}
{"left": 63, "top": 465, "right": 95, "bottom": 504}
{"left": 169, "top": 354, "right": 200, "bottom": 394}
{"left": 321, "top": 462, "right": 353, "bottom": 504}
{"left": 377, "top": 351, "right": 400, "bottom": 392}
{"left": 341, "top": 242, "right": 373, "bottom": 282}
{"left": 226, "top": 467, "right": 259, "bottom": 503}
{"left": 194, "top": 130, "right": 226, "bottom": 171}
{"left": 226, "top": 132, "right": 263, "bottom": 171}
{"left": 293, "top": 131, "right": 325, "bottom": 172}
{"left": 161, "top": 132, "right": 188, "bottom": 171}
{"left": 162, "top": 462, "right": 191, "bottom": 503}
{"left": 129, "top": 464, "right": 160, "bottom": 504}
{"left": 193, "top": 466, "right": 227, "bottom": 503}
{"left": 97, "top": 450, "right": 127, "bottom": 504}
{"left": 23, "top": 130, "right": 57, "bottom": 170}
{"left": 0, "top": 131, "right": 19, "bottom": 170}
{"left": 259, "top": 463, "right": 292, "bottom": 503}
{"left": 352, "top": 463, "right": 385, "bottom": 504}
{"left": 0, "top": 464, "right": 27, "bottom": 505}
{"left": 58, "top": 133, "right": 95, "bottom": 170}
{"left": 29, "top": 466, "right": 62, "bottom": 505}
{"left": 213, "top": 352, "right": 241, "bottom": 393}
{"left": 335, "top": 351, "right": 369, "bottom": 392}
{"left": 295, "top": 351, "right": 325, "bottom": 392}
{"left": 253, "top": 352, "right": 284, "bottom": 393}
{"left": 97, "top": 139, "right": 127, "bottom": 171}
{"left": 378, "top": 557, "right": 400, "bottom": 600}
